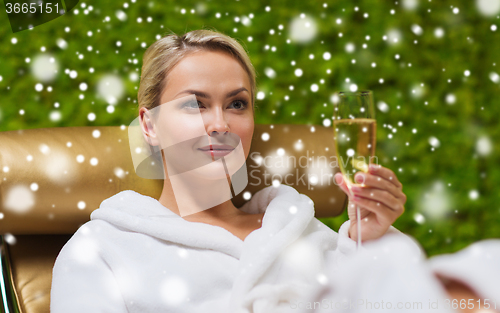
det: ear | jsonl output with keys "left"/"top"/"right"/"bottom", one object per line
{"left": 139, "top": 107, "right": 160, "bottom": 147}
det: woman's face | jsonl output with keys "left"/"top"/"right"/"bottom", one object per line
{"left": 147, "top": 50, "right": 254, "bottom": 179}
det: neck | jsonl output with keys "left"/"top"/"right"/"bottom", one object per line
{"left": 158, "top": 179, "right": 242, "bottom": 219}
{"left": 157, "top": 151, "right": 243, "bottom": 219}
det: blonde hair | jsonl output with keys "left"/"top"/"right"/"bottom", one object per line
{"left": 138, "top": 29, "right": 256, "bottom": 112}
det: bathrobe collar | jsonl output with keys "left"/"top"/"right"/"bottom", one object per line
{"left": 90, "top": 184, "right": 315, "bottom": 261}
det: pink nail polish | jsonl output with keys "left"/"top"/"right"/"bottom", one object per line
{"left": 355, "top": 174, "right": 364, "bottom": 183}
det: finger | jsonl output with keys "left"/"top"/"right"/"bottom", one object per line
{"left": 334, "top": 172, "right": 352, "bottom": 196}
{"left": 368, "top": 164, "right": 402, "bottom": 188}
{"left": 347, "top": 200, "right": 371, "bottom": 221}
{"left": 351, "top": 185, "right": 404, "bottom": 213}
{"left": 353, "top": 172, "right": 405, "bottom": 201}
{"left": 351, "top": 196, "right": 401, "bottom": 225}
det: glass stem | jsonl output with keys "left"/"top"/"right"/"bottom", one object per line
{"left": 356, "top": 205, "right": 362, "bottom": 249}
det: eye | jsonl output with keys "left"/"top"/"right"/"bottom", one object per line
{"left": 229, "top": 99, "right": 248, "bottom": 110}
{"left": 181, "top": 100, "right": 204, "bottom": 109}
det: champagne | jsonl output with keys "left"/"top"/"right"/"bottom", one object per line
{"left": 333, "top": 118, "right": 376, "bottom": 185}
{"left": 333, "top": 91, "right": 376, "bottom": 247}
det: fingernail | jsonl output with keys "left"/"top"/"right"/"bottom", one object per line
{"left": 355, "top": 174, "right": 364, "bottom": 183}
{"left": 334, "top": 174, "right": 343, "bottom": 184}
{"left": 369, "top": 164, "right": 378, "bottom": 171}
{"left": 352, "top": 195, "right": 361, "bottom": 201}
{"left": 351, "top": 186, "right": 361, "bottom": 192}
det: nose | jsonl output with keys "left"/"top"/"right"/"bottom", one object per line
{"left": 205, "top": 107, "right": 230, "bottom": 136}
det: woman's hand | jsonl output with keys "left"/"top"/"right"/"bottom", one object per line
{"left": 334, "top": 164, "right": 407, "bottom": 243}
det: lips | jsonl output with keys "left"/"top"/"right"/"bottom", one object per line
{"left": 197, "top": 144, "right": 235, "bottom": 158}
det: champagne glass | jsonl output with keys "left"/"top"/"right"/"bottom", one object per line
{"left": 333, "top": 90, "right": 376, "bottom": 248}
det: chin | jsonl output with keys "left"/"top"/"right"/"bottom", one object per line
{"left": 191, "top": 156, "right": 245, "bottom": 180}
{"left": 189, "top": 160, "right": 229, "bottom": 180}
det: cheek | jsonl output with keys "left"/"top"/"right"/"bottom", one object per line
{"left": 156, "top": 112, "right": 207, "bottom": 148}
{"left": 231, "top": 117, "right": 254, "bottom": 156}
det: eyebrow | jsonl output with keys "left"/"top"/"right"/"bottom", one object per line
{"left": 175, "top": 87, "right": 249, "bottom": 99}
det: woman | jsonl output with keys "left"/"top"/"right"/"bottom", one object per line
{"left": 136, "top": 28, "right": 406, "bottom": 243}
{"left": 49, "top": 29, "right": 412, "bottom": 313}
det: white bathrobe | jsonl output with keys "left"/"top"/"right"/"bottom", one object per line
{"left": 298, "top": 234, "right": 500, "bottom": 313}
{"left": 50, "top": 184, "right": 413, "bottom": 313}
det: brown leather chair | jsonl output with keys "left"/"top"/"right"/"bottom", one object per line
{"left": 0, "top": 124, "right": 347, "bottom": 313}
